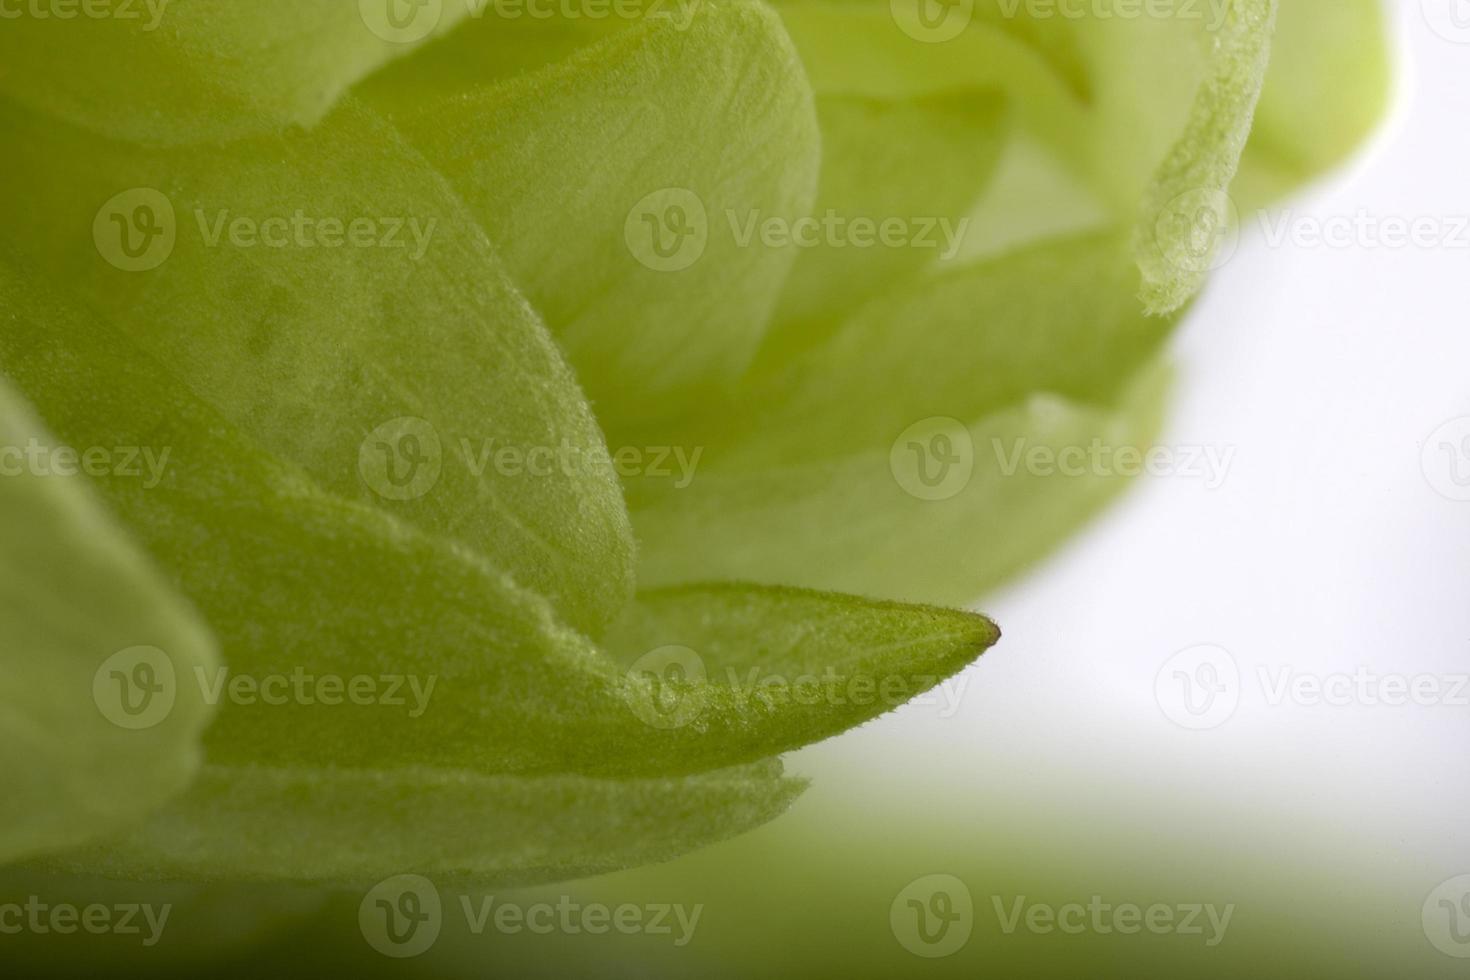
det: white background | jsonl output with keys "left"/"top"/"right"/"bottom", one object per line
{"left": 809, "top": 0, "right": 1469, "bottom": 953}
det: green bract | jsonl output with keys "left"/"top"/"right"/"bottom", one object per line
{"left": 0, "top": 0, "right": 1386, "bottom": 900}
{"left": 0, "top": 373, "right": 216, "bottom": 864}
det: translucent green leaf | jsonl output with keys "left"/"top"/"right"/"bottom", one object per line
{"left": 627, "top": 234, "right": 1175, "bottom": 603}
{"left": 757, "top": 91, "right": 1009, "bottom": 364}
{"left": 773, "top": 1, "right": 1091, "bottom": 176}
{"left": 776, "top": 0, "right": 1277, "bottom": 315}
{"left": 0, "top": 259, "right": 618, "bottom": 780}
{"left": 0, "top": 374, "right": 217, "bottom": 863}
{"left": 1127, "top": 0, "right": 1276, "bottom": 313}
{"left": 363, "top": 0, "right": 821, "bottom": 434}
{"left": 1235, "top": 0, "right": 1392, "bottom": 206}
{"left": 37, "top": 762, "right": 805, "bottom": 886}
{"left": 1, "top": 261, "right": 997, "bottom": 779}
{"left": 0, "top": 97, "right": 634, "bottom": 638}
{"left": 599, "top": 583, "right": 998, "bottom": 772}
{"left": 0, "top": 0, "right": 476, "bottom": 145}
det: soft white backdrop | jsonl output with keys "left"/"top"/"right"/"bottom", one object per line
{"left": 805, "top": 0, "right": 1468, "bottom": 957}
